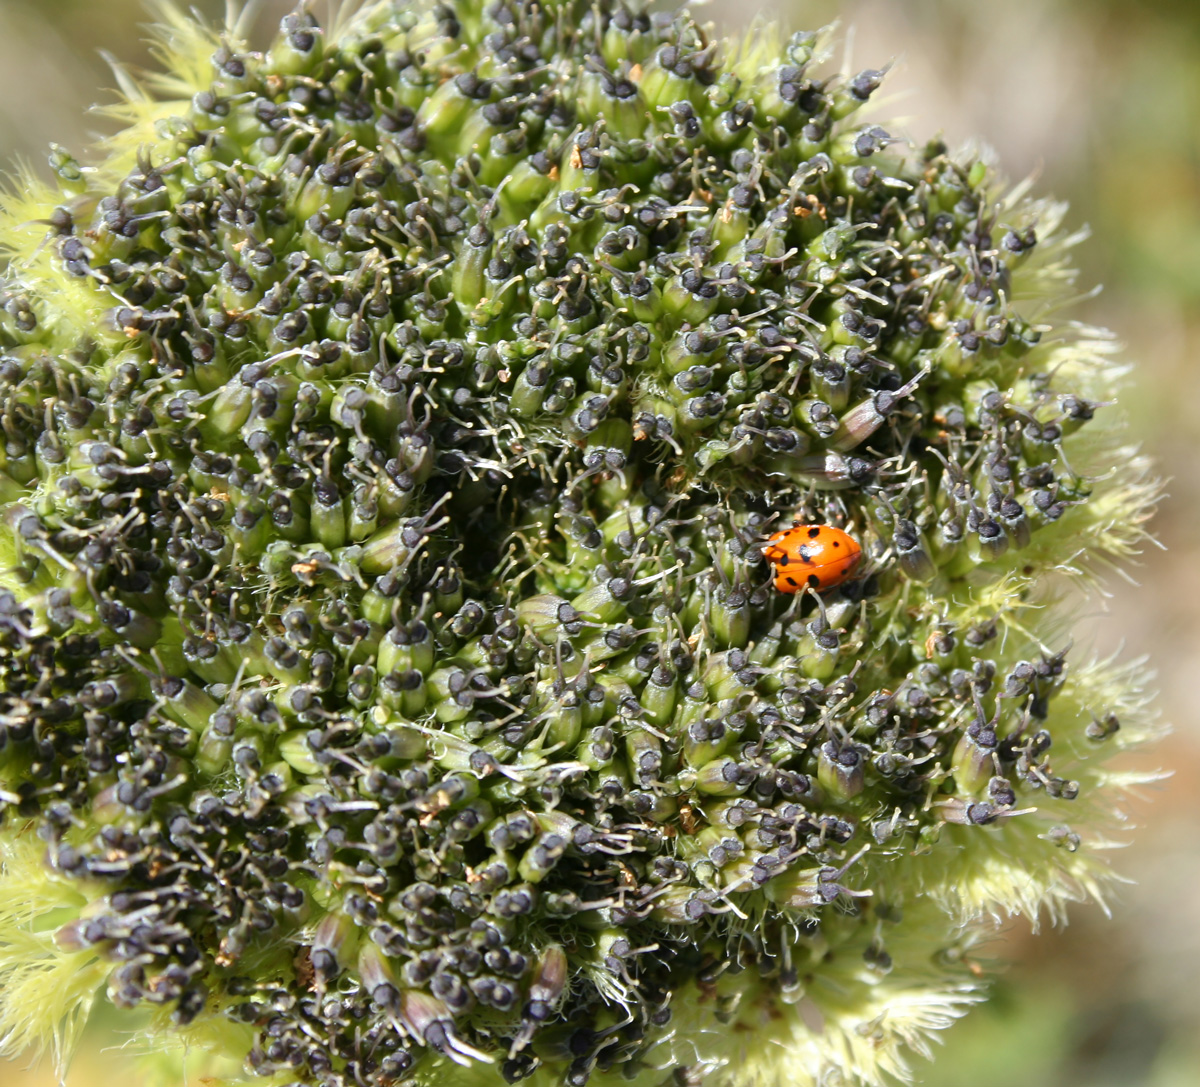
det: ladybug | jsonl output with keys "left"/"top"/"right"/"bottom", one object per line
{"left": 762, "top": 523, "right": 862, "bottom": 593}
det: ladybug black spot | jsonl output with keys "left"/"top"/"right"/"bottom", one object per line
{"left": 807, "top": 574, "right": 821, "bottom": 588}
{"left": 807, "top": 526, "right": 821, "bottom": 538}
{"left": 832, "top": 540, "right": 840, "bottom": 547}
{"left": 785, "top": 576, "right": 798, "bottom": 587}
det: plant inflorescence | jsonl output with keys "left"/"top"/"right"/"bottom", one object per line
{"left": 0, "top": 3, "right": 1159, "bottom": 1086}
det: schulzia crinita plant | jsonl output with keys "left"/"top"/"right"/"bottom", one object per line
{"left": 0, "top": 2, "right": 1160, "bottom": 1086}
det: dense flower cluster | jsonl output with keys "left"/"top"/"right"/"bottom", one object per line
{"left": 0, "top": 3, "right": 1158, "bottom": 1087}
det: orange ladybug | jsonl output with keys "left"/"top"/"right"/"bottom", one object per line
{"left": 762, "top": 523, "right": 862, "bottom": 593}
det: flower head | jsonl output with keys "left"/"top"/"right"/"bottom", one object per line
{"left": 0, "top": 3, "right": 1160, "bottom": 1086}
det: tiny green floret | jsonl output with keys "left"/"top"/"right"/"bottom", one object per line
{"left": 0, "top": 3, "right": 1160, "bottom": 1087}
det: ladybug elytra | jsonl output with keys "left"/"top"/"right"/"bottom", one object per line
{"left": 762, "top": 523, "right": 862, "bottom": 593}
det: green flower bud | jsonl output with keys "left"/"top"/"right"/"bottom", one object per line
{"left": 818, "top": 740, "right": 868, "bottom": 800}
{"left": 693, "top": 755, "right": 755, "bottom": 797}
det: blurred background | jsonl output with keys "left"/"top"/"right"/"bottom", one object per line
{"left": 1, "top": 0, "right": 1197, "bottom": 1084}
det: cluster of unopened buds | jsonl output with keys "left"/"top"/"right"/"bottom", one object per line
{"left": 0, "top": 3, "right": 1158, "bottom": 1087}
